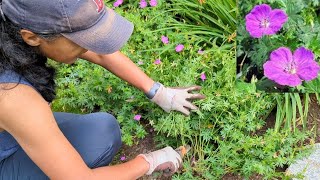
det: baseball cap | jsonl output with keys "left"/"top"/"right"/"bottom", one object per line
{"left": 1, "top": 0, "right": 134, "bottom": 54}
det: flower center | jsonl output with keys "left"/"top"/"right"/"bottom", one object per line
{"left": 260, "top": 18, "right": 270, "bottom": 28}
{"left": 284, "top": 62, "right": 297, "bottom": 74}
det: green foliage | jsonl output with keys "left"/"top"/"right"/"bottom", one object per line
{"left": 275, "top": 93, "right": 310, "bottom": 133}
{"left": 237, "top": 0, "right": 320, "bottom": 92}
{"left": 164, "top": 0, "right": 237, "bottom": 46}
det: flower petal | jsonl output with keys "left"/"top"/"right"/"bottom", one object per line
{"left": 245, "top": 18, "right": 264, "bottom": 38}
{"left": 150, "top": 0, "right": 157, "bottom": 7}
{"left": 270, "top": 47, "right": 292, "bottom": 66}
{"left": 275, "top": 73, "right": 302, "bottom": 86}
{"left": 249, "top": 4, "right": 272, "bottom": 21}
{"left": 134, "top": 114, "right": 142, "bottom": 121}
{"left": 267, "top": 9, "right": 288, "bottom": 34}
{"left": 247, "top": 27, "right": 264, "bottom": 38}
{"left": 297, "top": 61, "right": 320, "bottom": 81}
{"left": 175, "top": 44, "right": 184, "bottom": 52}
{"left": 140, "top": 0, "right": 147, "bottom": 8}
{"left": 293, "top": 47, "right": 314, "bottom": 65}
{"left": 263, "top": 60, "right": 287, "bottom": 80}
{"left": 161, "top": 36, "right": 169, "bottom": 44}
{"left": 200, "top": 73, "right": 206, "bottom": 81}
{"left": 293, "top": 47, "right": 320, "bottom": 81}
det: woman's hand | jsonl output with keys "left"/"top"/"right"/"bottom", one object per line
{"left": 151, "top": 84, "right": 206, "bottom": 116}
{"left": 138, "top": 146, "right": 182, "bottom": 176}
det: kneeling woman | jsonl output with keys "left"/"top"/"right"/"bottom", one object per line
{"left": 0, "top": 0, "right": 205, "bottom": 179}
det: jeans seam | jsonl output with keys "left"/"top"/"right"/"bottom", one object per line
{"left": 90, "top": 145, "right": 113, "bottom": 168}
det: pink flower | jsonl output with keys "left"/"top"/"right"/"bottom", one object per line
{"left": 161, "top": 36, "right": 169, "bottom": 44}
{"left": 149, "top": 0, "right": 157, "bottom": 7}
{"left": 198, "top": 49, "right": 204, "bottom": 54}
{"left": 134, "top": 114, "right": 142, "bottom": 121}
{"left": 138, "top": 60, "right": 144, "bottom": 65}
{"left": 139, "top": 0, "right": 147, "bottom": 8}
{"left": 154, "top": 59, "right": 161, "bottom": 65}
{"left": 263, "top": 47, "right": 320, "bottom": 86}
{"left": 246, "top": 4, "right": 288, "bottom": 38}
{"left": 113, "top": 0, "right": 123, "bottom": 7}
{"left": 120, "top": 155, "right": 126, "bottom": 161}
{"left": 200, "top": 73, "right": 206, "bottom": 81}
{"left": 175, "top": 44, "right": 184, "bottom": 52}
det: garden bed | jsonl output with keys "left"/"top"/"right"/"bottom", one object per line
{"left": 111, "top": 94, "right": 320, "bottom": 179}
{"left": 222, "top": 94, "right": 320, "bottom": 179}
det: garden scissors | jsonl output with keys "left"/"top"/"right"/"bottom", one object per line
{"left": 163, "top": 145, "right": 191, "bottom": 174}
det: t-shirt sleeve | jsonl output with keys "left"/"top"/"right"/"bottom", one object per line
{"left": 0, "top": 70, "right": 39, "bottom": 93}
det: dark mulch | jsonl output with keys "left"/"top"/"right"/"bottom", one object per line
{"left": 111, "top": 121, "right": 172, "bottom": 180}
{"left": 306, "top": 94, "right": 320, "bottom": 143}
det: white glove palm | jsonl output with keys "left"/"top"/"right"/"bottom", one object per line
{"left": 151, "top": 84, "right": 206, "bottom": 116}
{"left": 138, "top": 146, "right": 182, "bottom": 176}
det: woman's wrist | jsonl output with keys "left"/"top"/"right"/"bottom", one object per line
{"left": 141, "top": 79, "right": 155, "bottom": 94}
{"left": 135, "top": 155, "right": 150, "bottom": 174}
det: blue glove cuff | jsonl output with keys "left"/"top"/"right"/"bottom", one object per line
{"left": 145, "top": 82, "right": 161, "bottom": 99}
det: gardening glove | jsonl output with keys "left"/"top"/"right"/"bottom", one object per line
{"left": 138, "top": 146, "right": 182, "bottom": 176}
{"left": 151, "top": 83, "right": 206, "bottom": 116}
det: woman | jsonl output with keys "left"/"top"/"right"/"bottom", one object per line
{"left": 0, "top": 0, "right": 205, "bottom": 179}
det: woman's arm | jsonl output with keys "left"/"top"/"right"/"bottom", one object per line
{"left": 90, "top": 156, "right": 149, "bottom": 179}
{"left": 0, "top": 83, "right": 149, "bottom": 180}
{"left": 80, "top": 51, "right": 154, "bottom": 94}
{"left": 80, "top": 50, "right": 206, "bottom": 116}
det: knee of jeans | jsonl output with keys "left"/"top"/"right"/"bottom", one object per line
{"left": 91, "top": 112, "right": 122, "bottom": 151}
{"left": 85, "top": 112, "right": 122, "bottom": 168}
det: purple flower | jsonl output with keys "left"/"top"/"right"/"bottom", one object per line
{"left": 175, "top": 44, "right": 184, "bottom": 52}
{"left": 245, "top": 4, "right": 288, "bottom": 38}
{"left": 120, "top": 155, "right": 126, "bottom": 161}
{"left": 198, "top": 49, "right": 204, "bottom": 54}
{"left": 139, "top": 0, "right": 147, "bottom": 8}
{"left": 134, "top": 114, "right": 142, "bottom": 121}
{"left": 113, "top": 0, "right": 123, "bottom": 7}
{"left": 161, "top": 36, "right": 169, "bottom": 44}
{"left": 154, "top": 59, "right": 161, "bottom": 65}
{"left": 149, "top": 0, "right": 157, "bottom": 7}
{"left": 200, "top": 73, "right": 206, "bottom": 81}
{"left": 263, "top": 47, "right": 320, "bottom": 87}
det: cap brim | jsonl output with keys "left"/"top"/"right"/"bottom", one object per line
{"left": 62, "top": 8, "right": 134, "bottom": 55}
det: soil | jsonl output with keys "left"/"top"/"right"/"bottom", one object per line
{"left": 111, "top": 121, "right": 171, "bottom": 180}
{"left": 306, "top": 94, "right": 320, "bottom": 143}
{"left": 112, "top": 94, "right": 320, "bottom": 180}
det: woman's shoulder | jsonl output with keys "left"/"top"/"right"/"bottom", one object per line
{"left": 0, "top": 71, "right": 47, "bottom": 123}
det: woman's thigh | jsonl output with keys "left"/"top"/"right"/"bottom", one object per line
{"left": 0, "top": 112, "right": 122, "bottom": 180}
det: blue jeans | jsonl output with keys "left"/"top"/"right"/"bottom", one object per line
{"left": 0, "top": 112, "right": 122, "bottom": 179}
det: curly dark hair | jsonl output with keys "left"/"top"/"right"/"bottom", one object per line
{"left": 0, "top": 15, "right": 57, "bottom": 102}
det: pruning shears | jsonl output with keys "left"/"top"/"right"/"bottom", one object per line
{"left": 163, "top": 145, "right": 191, "bottom": 174}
